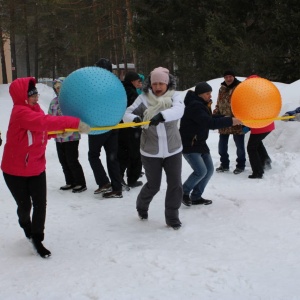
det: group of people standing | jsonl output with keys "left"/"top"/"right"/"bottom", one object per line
{"left": 2, "top": 63, "right": 296, "bottom": 258}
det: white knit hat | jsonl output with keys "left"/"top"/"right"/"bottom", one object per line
{"left": 150, "top": 67, "right": 169, "bottom": 85}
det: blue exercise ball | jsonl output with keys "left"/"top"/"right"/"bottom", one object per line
{"left": 59, "top": 67, "right": 127, "bottom": 134}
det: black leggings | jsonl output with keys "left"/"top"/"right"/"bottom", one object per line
{"left": 3, "top": 171, "right": 47, "bottom": 241}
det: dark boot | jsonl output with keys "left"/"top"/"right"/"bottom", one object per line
{"left": 248, "top": 173, "right": 263, "bottom": 179}
{"left": 32, "top": 239, "right": 51, "bottom": 258}
{"left": 20, "top": 221, "right": 32, "bottom": 239}
{"left": 192, "top": 197, "right": 213, "bottom": 205}
{"left": 182, "top": 194, "right": 192, "bottom": 206}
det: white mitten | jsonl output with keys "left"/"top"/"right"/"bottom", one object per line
{"left": 281, "top": 113, "right": 290, "bottom": 122}
{"left": 78, "top": 121, "right": 91, "bottom": 134}
{"left": 294, "top": 113, "right": 300, "bottom": 122}
{"left": 57, "top": 131, "right": 73, "bottom": 139}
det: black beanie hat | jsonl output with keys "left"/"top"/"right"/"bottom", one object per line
{"left": 195, "top": 82, "right": 212, "bottom": 95}
{"left": 27, "top": 80, "right": 38, "bottom": 97}
{"left": 95, "top": 58, "right": 113, "bottom": 72}
{"left": 124, "top": 71, "right": 140, "bottom": 82}
{"left": 223, "top": 70, "right": 235, "bottom": 77}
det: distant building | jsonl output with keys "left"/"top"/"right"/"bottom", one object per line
{"left": 112, "top": 63, "right": 135, "bottom": 80}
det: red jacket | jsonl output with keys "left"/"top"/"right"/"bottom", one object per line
{"left": 1, "top": 77, "right": 80, "bottom": 176}
{"left": 250, "top": 122, "right": 275, "bottom": 134}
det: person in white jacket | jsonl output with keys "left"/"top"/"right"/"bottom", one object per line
{"left": 123, "top": 67, "right": 184, "bottom": 230}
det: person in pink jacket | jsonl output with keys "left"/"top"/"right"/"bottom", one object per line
{"left": 246, "top": 75, "right": 274, "bottom": 179}
{"left": 1, "top": 77, "right": 90, "bottom": 258}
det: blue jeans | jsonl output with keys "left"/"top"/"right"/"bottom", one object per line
{"left": 182, "top": 153, "right": 214, "bottom": 200}
{"left": 218, "top": 134, "right": 246, "bottom": 169}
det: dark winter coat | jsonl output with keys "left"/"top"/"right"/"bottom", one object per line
{"left": 180, "top": 90, "right": 233, "bottom": 154}
{"left": 213, "top": 78, "right": 243, "bottom": 135}
{"left": 122, "top": 80, "right": 139, "bottom": 108}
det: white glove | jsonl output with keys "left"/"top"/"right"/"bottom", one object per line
{"left": 294, "top": 113, "right": 300, "bottom": 122}
{"left": 281, "top": 113, "right": 290, "bottom": 122}
{"left": 78, "top": 121, "right": 91, "bottom": 134}
{"left": 57, "top": 131, "right": 73, "bottom": 139}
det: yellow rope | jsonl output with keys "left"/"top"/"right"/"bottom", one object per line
{"left": 242, "top": 115, "right": 295, "bottom": 123}
{"left": 48, "top": 115, "right": 295, "bottom": 135}
{"left": 48, "top": 121, "right": 150, "bottom": 135}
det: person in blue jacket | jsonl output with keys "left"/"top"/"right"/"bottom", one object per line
{"left": 179, "top": 82, "right": 242, "bottom": 206}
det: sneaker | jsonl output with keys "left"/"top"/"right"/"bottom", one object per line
{"left": 72, "top": 185, "right": 87, "bottom": 193}
{"left": 248, "top": 173, "right": 263, "bottom": 179}
{"left": 32, "top": 240, "right": 51, "bottom": 258}
{"left": 138, "top": 211, "right": 148, "bottom": 220}
{"left": 167, "top": 223, "right": 182, "bottom": 230}
{"left": 102, "top": 190, "right": 123, "bottom": 198}
{"left": 216, "top": 165, "right": 229, "bottom": 172}
{"left": 192, "top": 197, "right": 213, "bottom": 205}
{"left": 182, "top": 194, "right": 192, "bottom": 206}
{"left": 233, "top": 168, "right": 244, "bottom": 174}
{"left": 94, "top": 183, "right": 111, "bottom": 194}
{"left": 121, "top": 179, "right": 130, "bottom": 191}
{"left": 128, "top": 181, "right": 143, "bottom": 188}
{"left": 60, "top": 184, "right": 74, "bottom": 191}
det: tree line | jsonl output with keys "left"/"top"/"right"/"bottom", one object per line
{"left": 0, "top": 0, "right": 299, "bottom": 89}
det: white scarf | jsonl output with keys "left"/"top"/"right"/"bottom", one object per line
{"left": 143, "top": 89, "right": 175, "bottom": 122}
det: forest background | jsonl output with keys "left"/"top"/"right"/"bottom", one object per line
{"left": 0, "top": 0, "right": 299, "bottom": 89}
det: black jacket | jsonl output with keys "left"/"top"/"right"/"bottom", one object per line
{"left": 179, "top": 90, "right": 233, "bottom": 154}
{"left": 122, "top": 81, "right": 139, "bottom": 107}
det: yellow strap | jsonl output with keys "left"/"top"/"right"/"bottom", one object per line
{"left": 48, "top": 115, "right": 295, "bottom": 135}
{"left": 242, "top": 115, "right": 295, "bottom": 123}
{"left": 48, "top": 121, "right": 150, "bottom": 135}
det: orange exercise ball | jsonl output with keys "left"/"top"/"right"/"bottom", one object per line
{"left": 231, "top": 77, "right": 282, "bottom": 128}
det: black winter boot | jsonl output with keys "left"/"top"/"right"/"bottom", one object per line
{"left": 20, "top": 222, "right": 32, "bottom": 239}
{"left": 23, "top": 227, "right": 32, "bottom": 239}
{"left": 182, "top": 194, "right": 192, "bottom": 206}
{"left": 248, "top": 173, "right": 263, "bottom": 179}
{"left": 32, "top": 239, "right": 51, "bottom": 258}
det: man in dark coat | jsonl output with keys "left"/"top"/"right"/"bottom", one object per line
{"left": 180, "top": 82, "right": 241, "bottom": 206}
{"left": 118, "top": 71, "right": 143, "bottom": 188}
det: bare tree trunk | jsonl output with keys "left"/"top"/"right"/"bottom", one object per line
{"left": 23, "top": 0, "right": 31, "bottom": 76}
{"left": 116, "top": 3, "right": 127, "bottom": 73}
{"left": 9, "top": 0, "right": 17, "bottom": 80}
{"left": 111, "top": 3, "right": 120, "bottom": 77}
{"left": 125, "top": 0, "right": 137, "bottom": 70}
{"left": 34, "top": 2, "right": 39, "bottom": 79}
{"left": 0, "top": 26, "right": 8, "bottom": 83}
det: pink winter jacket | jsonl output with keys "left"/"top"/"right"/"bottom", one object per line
{"left": 1, "top": 77, "right": 80, "bottom": 176}
{"left": 250, "top": 122, "right": 275, "bottom": 134}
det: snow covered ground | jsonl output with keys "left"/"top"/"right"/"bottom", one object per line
{"left": 1, "top": 77, "right": 300, "bottom": 300}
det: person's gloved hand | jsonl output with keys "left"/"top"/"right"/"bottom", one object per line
{"left": 149, "top": 113, "right": 164, "bottom": 126}
{"left": 78, "top": 121, "right": 91, "bottom": 134}
{"left": 294, "top": 113, "right": 300, "bottom": 122}
{"left": 0, "top": 137, "right": 2, "bottom": 147}
{"left": 281, "top": 113, "right": 290, "bottom": 122}
{"left": 57, "top": 131, "right": 73, "bottom": 139}
{"left": 133, "top": 116, "right": 142, "bottom": 123}
{"left": 242, "top": 126, "right": 250, "bottom": 134}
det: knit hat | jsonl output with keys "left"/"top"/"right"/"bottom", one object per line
{"left": 28, "top": 80, "right": 38, "bottom": 97}
{"left": 150, "top": 67, "right": 169, "bottom": 85}
{"left": 246, "top": 74, "right": 260, "bottom": 79}
{"left": 28, "top": 88, "right": 38, "bottom": 97}
{"left": 95, "top": 58, "right": 112, "bottom": 72}
{"left": 124, "top": 71, "right": 141, "bottom": 82}
{"left": 53, "top": 77, "right": 65, "bottom": 89}
{"left": 195, "top": 82, "right": 212, "bottom": 95}
{"left": 223, "top": 70, "right": 235, "bottom": 77}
